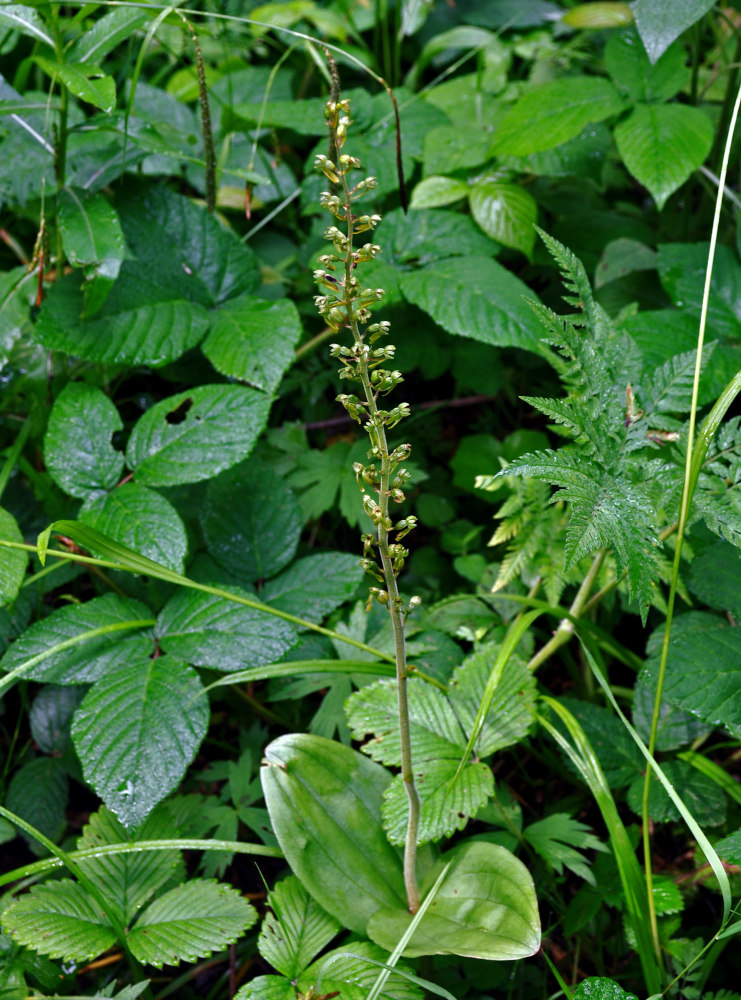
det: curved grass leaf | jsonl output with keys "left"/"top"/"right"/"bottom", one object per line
{"left": 0, "top": 5, "right": 53, "bottom": 45}
{"left": 44, "top": 383, "right": 124, "bottom": 500}
{"left": 126, "top": 385, "right": 271, "bottom": 486}
{"left": 81, "top": 483, "right": 188, "bottom": 574}
{"left": 0, "top": 593, "right": 154, "bottom": 685}
{"left": 627, "top": 758, "right": 726, "bottom": 826}
{"left": 155, "top": 587, "right": 297, "bottom": 671}
{"left": 68, "top": 8, "right": 152, "bottom": 64}
{"left": 127, "top": 880, "right": 257, "bottom": 967}
{"left": 71, "top": 657, "right": 209, "bottom": 829}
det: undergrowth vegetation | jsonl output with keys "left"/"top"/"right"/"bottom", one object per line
{"left": 2, "top": 1, "right": 741, "bottom": 998}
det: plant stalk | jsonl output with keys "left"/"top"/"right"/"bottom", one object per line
{"left": 333, "top": 131, "right": 420, "bottom": 913}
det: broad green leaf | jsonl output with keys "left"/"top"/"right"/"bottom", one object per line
{"left": 562, "top": 3, "right": 633, "bottom": 28}
{"left": 423, "top": 75, "right": 500, "bottom": 130}
{"left": 76, "top": 807, "right": 181, "bottom": 923}
{"left": 627, "top": 759, "right": 726, "bottom": 826}
{"left": 0, "top": 266, "right": 34, "bottom": 366}
{"left": 155, "top": 587, "right": 297, "bottom": 671}
{"left": 302, "top": 940, "right": 425, "bottom": 1000}
{"left": 35, "top": 273, "right": 210, "bottom": 368}
{"left": 687, "top": 540, "right": 741, "bottom": 619}
{"left": 34, "top": 56, "right": 116, "bottom": 114}
{"left": 572, "top": 979, "right": 638, "bottom": 1000}
{"left": 657, "top": 242, "right": 741, "bottom": 342}
{"left": 449, "top": 646, "right": 536, "bottom": 757}
{"left": 604, "top": 29, "right": 688, "bottom": 102}
{"left": 400, "top": 256, "right": 542, "bottom": 351}
{"left": 374, "top": 208, "right": 495, "bottom": 267}
{"left": 469, "top": 181, "right": 537, "bottom": 257}
{"left": 0, "top": 508, "right": 25, "bottom": 605}
{"left": 258, "top": 875, "right": 341, "bottom": 979}
{"left": 118, "top": 186, "right": 260, "bottom": 307}
{"left": 201, "top": 458, "right": 302, "bottom": 584}
{"left": 409, "top": 175, "right": 469, "bottom": 210}
{"left": 81, "top": 483, "right": 188, "bottom": 574}
{"left": 44, "top": 383, "right": 124, "bottom": 499}
{"left": 642, "top": 614, "right": 741, "bottom": 739}
{"left": 503, "top": 123, "right": 612, "bottom": 183}
{"left": 633, "top": 0, "right": 716, "bottom": 63}
{"left": 367, "top": 840, "right": 540, "bottom": 959}
{"left": 58, "top": 187, "right": 125, "bottom": 316}
{"left": 68, "top": 8, "right": 152, "bottom": 64}
{"left": 261, "top": 733, "right": 406, "bottom": 934}
{"left": 234, "top": 977, "right": 294, "bottom": 1000}
{"left": 71, "top": 657, "right": 209, "bottom": 828}
{"left": 382, "top": 758, "right": 494, "bottom": 845}
{"left": 0, "top": 593, "right": 154, "bottom": 684}
{"left": 0, "top": 5, "right": 53, "bottom": 46}
{"left": 595, "top": 238, "right": 657, "bottom": 288}
{"left": 128, "top": 879, "right": 257, "bottom": 967}
{"left": 422, "top": 125, "right": 493, "bottom": 176}
{"left": 632, "top": 671, "right": 709, "bottom": 752}
{"left": 614, "top": 103, "right": 713, "bottom": 209}
{"left": 201, "top": 296, "right": 301, "bottom": 394}
{"left": 6, "top": 757, "right": 68, "bottom": 848}
{"left": 1, "top": 881, "right": 115, "bottom": 961}
{"left": 261, "top": 553, "right": 365, "bottom": 624}
{"left": 492, "top": 77, "right": 624, "bottom": 156}
{"left": 126, "top": 386, "right": 271, "bottom": 487}
{"left": 347, "top": 678, "right": 465, "bottom": 768}
{"left": 30, "top": 685, "right": 86, "bottom": 754}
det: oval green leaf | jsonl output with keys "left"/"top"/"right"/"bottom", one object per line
{"left": 469, "top": 181, "right": 537, "bottom": 257}
{"left": 71, "top": 657, "right": 209, "bottom": 829}
{"left": 126, "top": 385, "right": 271, "bottom": 487}
{"left": 614, "top": 103, "right": 713, "bottom": 209}
{"left": 367, "top": 840, "right": 540, "bottom": 960}
{"left": 261, "top": 733, "right": 406, "bottom": 935}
